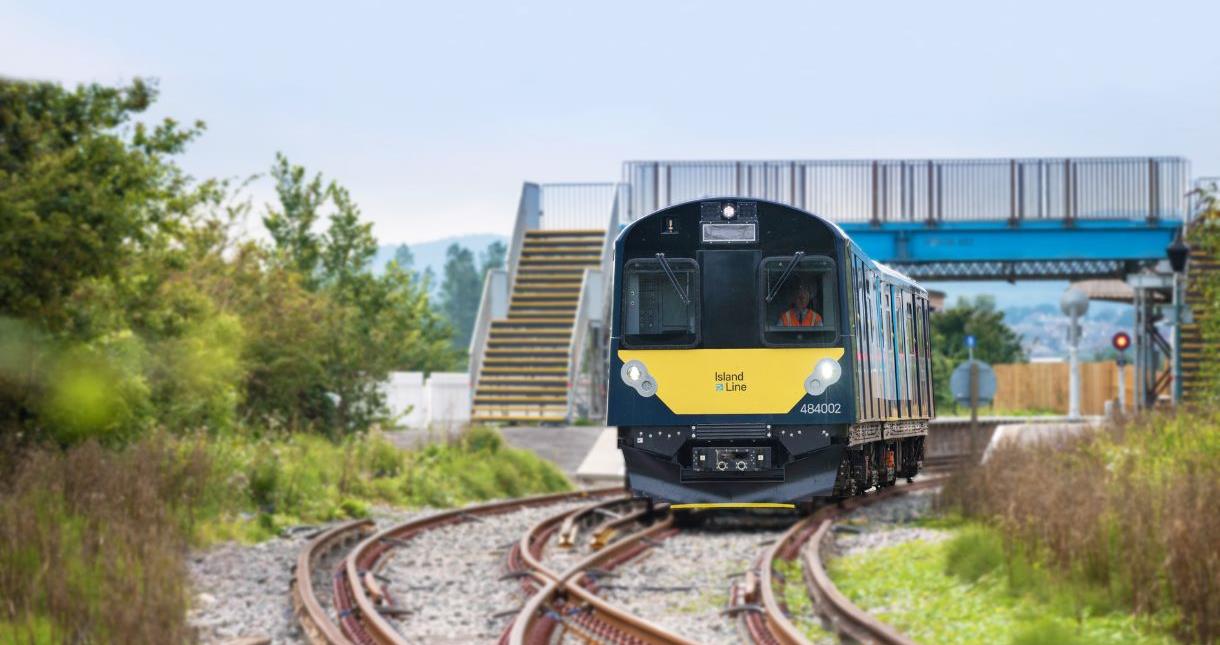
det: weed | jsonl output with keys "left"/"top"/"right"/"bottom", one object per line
{"left": 944, "top": 525, "right": 1003, "bottom": 583}
{"left": 939, "top": 410, "right": 1220, "bottom": 643}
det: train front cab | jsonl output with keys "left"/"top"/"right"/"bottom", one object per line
{"left": 607, "top": 199, "right": 933, "bottom": 505}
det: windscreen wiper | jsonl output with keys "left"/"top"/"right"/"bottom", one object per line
{"left": 765, "top": 251, "right": 806, "bottom": 303}
{"left": 654, "top": 253, "right": 690, "bottom": 305}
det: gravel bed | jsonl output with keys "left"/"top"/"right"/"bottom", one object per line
{"left": 829, "top": 488, "right": 950, "bottom": 558}
{"left": 378, "top": 499, "right": 593, "bottom": 643}
{"left": 187, "top": 506, "right": 431, "bottom": 645}
{"left": 185, "top": 490, "right": 947, "bottom": 644}
{"left": 599, "top": 523, "right": 776, "bottom": 643}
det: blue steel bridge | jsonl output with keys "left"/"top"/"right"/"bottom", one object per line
{"left": 468, "top": 157, "right": 1197, "bottom": 424}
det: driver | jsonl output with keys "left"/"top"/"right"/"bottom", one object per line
{"left": 778, "top": 281, "right": 823, "bottom": 327}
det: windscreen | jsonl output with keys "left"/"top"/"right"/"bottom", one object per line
{"left": 622, "top": 257, "right": 699, "bottom": 347}
{"left": 761, "top": 255, "right": 837, "bottom": 345}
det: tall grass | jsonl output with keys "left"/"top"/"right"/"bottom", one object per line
{"left": 0, "top": 425, "right": 570, "bottom": 641}
{"left": 0, "top": 438, "right": 210, "bottom": 643}
{"left": 940, "top": 411, "right": 1220, "bottom": 643}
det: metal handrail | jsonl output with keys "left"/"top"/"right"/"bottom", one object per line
{"left": 467, "top": 268, "right": 506, "bottom": 394}
{"left": 565, "top": 267, "right": 603, "bottom": 422}
{"left": 505, "top": 183, "right": 540, "bottom": 294}
{"left": 624, "top": 157, "right": 1192, "bottom": 224}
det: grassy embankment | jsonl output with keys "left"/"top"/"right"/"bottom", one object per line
{"left": 0, "top": 426, "right": 570, "bottom": 643}
{"left": 828, "top": 411, "right": 1218, "bottom": 644}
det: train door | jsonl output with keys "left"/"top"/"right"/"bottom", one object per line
{"left": 698, "top": 250, "right": 760, "bottom": 348}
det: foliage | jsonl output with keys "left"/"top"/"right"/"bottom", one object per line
{"left": 193, "top": 426, "right": 571, "bottom": 543}
{"left": 0, "top": 438, "right": 210, "bottom": 643}
{"left": 931, "top": 295, "right": 1026, "bottom": 408}
{"left": 0, "top": 426, "right": 570, "bottom": 641}
{"left": 0, "top": 79, "right": 459, "bottom": 444}
{"left": 0, "top": 78, "right": 204, "bottom": 331}
{"left": 829, "top": 531, "right": 1175, "bottom": 645}
{"left": 393, "top": 243, "right": 415, "bottom": 270}
{"left": 439, "top": 241, "right": 507, "bottom": 354}
{"left": 257, "top": 156, "right": 458, "bottom": 434}
{"left": 939, "top": 411, "right": 1220, "bottom": 643}
{"left": 1189, "top": 181, "right": 1220, "bottom": 401}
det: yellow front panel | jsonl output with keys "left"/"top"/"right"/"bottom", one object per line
{"left": 617, "top": 347, "right": 845, "bottom": 415}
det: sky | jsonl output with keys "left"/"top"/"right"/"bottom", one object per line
{"left": 4, "top": 0, "right": 1220, "bottom": 252}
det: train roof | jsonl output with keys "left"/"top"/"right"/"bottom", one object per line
{"left": 622, "top": 196, "right": 853, "bottom": 242}
{"left": 622, "top": 197, "right": 926, "bottom": 294}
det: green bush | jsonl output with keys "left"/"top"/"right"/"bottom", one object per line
{"left": 945, "top": 525, "right": 1004, "bottom": 583}
{"left": 196, "top": 426, "right": 571, "bottom": 542}
{"left": 1009, "top": 618, "right": 1095, "bottom": 645}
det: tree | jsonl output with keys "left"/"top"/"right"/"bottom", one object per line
{"left": 0, "top": 78, "right": 458, "bottom": 443}
{"left": 438, "top": 244, "right": 482, "bottom": 351}
{"left": 0, "top": 79, "right": 238, "bottom": 444}
{"left": 0, "top": 78, "right": 204, "bottom": 331}
{"left": 263, "top": 153, "right": 325, "bottom": 285}
{"left": 480, "top": 241, "right": 506, "bottom": 275}
{"left": 930, "top": 295, "right": 1025, "bottom": 407}
{"left": 256, "top": 155, "right": 457, "bottom": 434}
{"left": 393, "top": 244, "right": 414, "bottom": 270}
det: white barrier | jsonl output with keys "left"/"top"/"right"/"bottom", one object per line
{"left": 382, "top": 371, "right": 471, "bottom": 429}
{"left": 425, "top": 372, "right": 472, "bottom": 427}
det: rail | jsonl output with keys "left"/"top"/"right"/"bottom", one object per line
{"left": 322, "top": 487, "right": 620, "bottom": 645}
{"left": 291, "top": 519, "right": 374, "bottom": 645}
{"left": 507, "top": 510, "right": 694, "bottom": 645}
{"left": 737, "top": 478, "right": 942, "bottom": 645}
{"left": 624, "top": 157, "right": 1191, "bottom": 224}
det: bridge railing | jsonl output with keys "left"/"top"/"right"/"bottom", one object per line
{"left": 624, "top": 157, "right": 1191, "bottom": 224}
{"left": 539, "top": 183, "right": 621, "bottom": 230}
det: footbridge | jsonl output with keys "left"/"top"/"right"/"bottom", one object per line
{"left": 469, "top": 157, "right": 1198, "bottom": 423}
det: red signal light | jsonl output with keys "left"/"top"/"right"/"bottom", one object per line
{"left": 1112, "top": 331, "right": 1131, "bottom": 352}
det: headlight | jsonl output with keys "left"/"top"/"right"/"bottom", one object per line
{"left": 804, "top": 358, "right": 842, "bottom": 396}
{"left": 620, "top": 360, "right": 657, "bottom": 397}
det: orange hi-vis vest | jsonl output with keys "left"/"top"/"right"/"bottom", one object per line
{"left": 779, "top": 308, "right": 823, "bottom": 327}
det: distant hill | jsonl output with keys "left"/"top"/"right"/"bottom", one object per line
{"left": 1002, "top": 301, "right": 1135, "bottom": 360}
{"left": 373, "top": 234, "right": 507, "bottom": 290}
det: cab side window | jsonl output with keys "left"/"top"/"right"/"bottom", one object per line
{"left": 622, "top": 258, "right": 700, "bottom": 348}
{"left": 760, "top": 255, "right": 838, "bottom": 346}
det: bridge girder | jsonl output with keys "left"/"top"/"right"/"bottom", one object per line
{"left": 839, "top": 219, "right": 1181, "bottom": 281}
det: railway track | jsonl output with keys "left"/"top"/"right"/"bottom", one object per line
{"left": 501, "top": 498, "right": 695, "bottom": 645}
{"left": 292, "top": 479, "right": 943, "bottom": 645}
{"left": 292, "top": 487, "right": 622, "bottom": 645}
{"left": 733, "top": 478, "right": 942, "bottom": 645}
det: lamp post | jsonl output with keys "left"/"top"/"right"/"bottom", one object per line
{"left": 1060, "top": 288, "right": 1089, "bottom": 419}
{"left": 1167, "top": 228, "right": 1190, "bottom": 405}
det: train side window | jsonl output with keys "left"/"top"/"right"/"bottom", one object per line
{"left": 860, "top": 261, "right": 875, "bottom": 420}
{"left": 910, "top": 296, "right": 923, "bottom": 418}
{"left": 904, "top": 295, "right": 916, "bottom": 417}
{"left": 759, "top": 255, "right": 838, "bottom": 346}
{"left": 622, "top": 257, "right": 700, "bottom": 348}
{"left": 922, "top": 298, "right": 932, "bottom": 415}
{"left": 868, "top": 271, "right": 881, "bottom": 418}
{"left": 854, "top": 258, "right": 869, "bottom": 420}
{"left": 921, "top": 297, "right": 933, "bottom": 416}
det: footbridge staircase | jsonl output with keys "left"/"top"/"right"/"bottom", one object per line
{"left": 469, "top": 184, "right": 619, "bottom": 423}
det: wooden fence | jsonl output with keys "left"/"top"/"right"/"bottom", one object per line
{"left": 990, "top": 361, "right": 1134, "bottom": 416}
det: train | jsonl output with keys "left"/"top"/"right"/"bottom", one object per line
{"left": 607, "top": 198, "right": 934, "bottom": 507}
